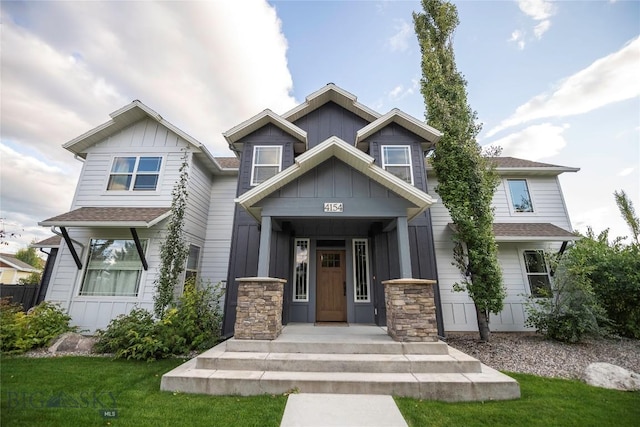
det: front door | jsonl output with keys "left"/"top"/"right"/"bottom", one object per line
{"left": 316, "top": 250, "right": 346, "bottom": 322}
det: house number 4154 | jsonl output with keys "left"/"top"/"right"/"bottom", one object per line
{"left": 324, "top": 202, "right": 343, "bottom": 213}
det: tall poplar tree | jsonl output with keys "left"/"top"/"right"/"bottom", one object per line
{"left": 414, "top": 0, "right": 504, "bottom": 341}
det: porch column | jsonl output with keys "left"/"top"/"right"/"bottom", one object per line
{"left": 234, "top": 277, "right": 286, "bottom": 340}
{"left": 396, "top": 216, "right": 412, "bottom": 278}
{"left": 382, "top": 278, "right": 438, "bottom": 342}
{"left": 257, "top": 216, "right": 272, "bottom": 277}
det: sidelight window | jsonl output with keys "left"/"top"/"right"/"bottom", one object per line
{"left": 353, "top": 239, "right": 371, "bottom": 302}
{"left": 293, "top": 239, "right": 309, "bottom": 301}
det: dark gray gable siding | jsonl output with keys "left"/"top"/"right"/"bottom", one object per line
{"left": 236, "top": 123, "right": 298, "bottom": 194}
{"left": 366, "top": 122, "right": 429, "bottom": 191}
{"left": 293, "top": 101, "right": 371, "bottom": 148}
{"left": 258, "top": 157, "right": 415, "bottom": 217}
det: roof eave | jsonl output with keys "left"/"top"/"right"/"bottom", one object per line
{"left": 223, "top": 109, "right": 308, "bottom": 152}
{"left": 356, "top": 109, "right": 443, "bottom": 149}
{"left": 494, "top": 235, "right": 582, "bottom": 242}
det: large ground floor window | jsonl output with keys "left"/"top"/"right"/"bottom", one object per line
{"left": 80, "top": 239, "right": 147, "bottom": 296}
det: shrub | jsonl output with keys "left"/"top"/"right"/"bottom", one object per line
{"left": 94, "top": 280, "right": 224, "bottom": 361}
{"left": 525, "top": 250, "right": 608, "bottom": 343}
{"left": 0, "top": 298, "right": 77, "bottom": 354}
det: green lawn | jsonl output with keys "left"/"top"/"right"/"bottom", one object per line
{"left": 396, "top": 372, "right": 640, "bottom": 427}
{"left": 1, "top": 357, "right": 286, "bottom": 427}
{"left": 2, "top": 357, "right": 638, "bottom": 427}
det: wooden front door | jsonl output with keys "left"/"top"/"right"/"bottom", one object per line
{"left": 316, "top": 250, "right": 347, "bottom": 322}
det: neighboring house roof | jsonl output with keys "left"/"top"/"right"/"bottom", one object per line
{"left": 282, "top": 83, "right": 381, "bottom": 123}
{"left": 237, "top": 136, "right": 436, "bottom": 222}
{"left": 39, "top": 207, "right": 171, "bottom": 228}
{"left": 62, "top": 100, "right": 238, "bottom": 175}
{"left": 0, "top": 253, "right": 40, "bottom": 273}
{"left": 427, "top": 156, "right": 579, "bottom": 176}
{"left": 448, "top": 222, "right": 580, "bottom": 242}
{"left": 31, "top": 235, "right": 62, "bottom": 248}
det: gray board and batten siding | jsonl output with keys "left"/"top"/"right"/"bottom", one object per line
{"left": 222, "top": 101, "right": 443, "bottom": 337}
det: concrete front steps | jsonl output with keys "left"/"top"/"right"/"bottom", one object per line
{"left": 161, "top": 324, "right": 520, "bottom": 402}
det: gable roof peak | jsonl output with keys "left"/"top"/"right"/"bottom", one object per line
{"left": 282, "top": 83, "right": 380, "bottom": 123}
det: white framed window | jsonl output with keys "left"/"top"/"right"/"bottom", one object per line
{"left": 80, "top": 239, "right": 147, "bottom": 296}
{"left": 507, "top": 179, "right": 534, "bottom": 213}
{"left": 293, "top": 238, "right": 310, "bottom": 302}
{"left": 352, "top": 238, "right": 371, "bottom": 302}
{"left": 107, "top": 156, "right": 162, "bottom": 191}
{"left": 382, "top": 145, "right": 413, "bottom": 185}
{"left": 184, "top": 244, "right": 201, "bottom": 284}
{"left": 522, "top": 250, "right": 552, "bottom": 297}
{"left": 250, "top": 146, "right": 282, "bottom": 186}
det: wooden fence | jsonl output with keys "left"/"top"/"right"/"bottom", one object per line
{"left": 1, "top": 284, "right": 39, "bottom": 311}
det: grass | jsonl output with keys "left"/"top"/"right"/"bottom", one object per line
{"left": 2, "top": 357, "right": 638, "bottom": 427}
{"left": 396, "top": 372, "right": 640, "bottom": 427}
{"left": 1, "top": 356, "right": 287, "bottom": 427}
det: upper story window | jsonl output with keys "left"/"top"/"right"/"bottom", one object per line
{"left": 107, "top": 156, "right": 162, "bottom": 191}
{"left": 251, "top": 146, "right": 282, "bottom": 186}
{"left": 382, "top": 146, "right": 413, "bottom": 185}
{"left": 508, "top": 179, "right": 533, "bottom": 212}
{"left": 523, "top": 250, "right": 552, "bottom": 297}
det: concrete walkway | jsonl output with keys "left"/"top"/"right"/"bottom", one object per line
{"left": 280, "top": 393, "right": 408, "bottom": 427}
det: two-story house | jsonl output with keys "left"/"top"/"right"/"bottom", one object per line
{"left": 38, "top": 84, "right": 579, "bottom": 335}
{"left": 37, "top": 101, "right": 238, "bottom": 333}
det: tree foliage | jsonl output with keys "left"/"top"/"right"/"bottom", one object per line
{"left": 614, "top": 189, "right": 640, "bottom": 246}
{"left": 153, "top": 150, "right": 189, "bottom": 319}
{"left": 414, "top": 0, "right": 504, "bottom": 341}
{"left": 14, "top": 246, "right": 44, "bottom": 269}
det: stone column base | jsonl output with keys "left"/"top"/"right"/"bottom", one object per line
{"left": 382, "top": 278, "right": 438, "bottom": 342}
{"left": 234, "top": 277, "right": 286, "bottom": 340}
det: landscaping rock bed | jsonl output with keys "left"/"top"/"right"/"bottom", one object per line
{"left": 445, "top": 332, "right": 640, "bottom": 380}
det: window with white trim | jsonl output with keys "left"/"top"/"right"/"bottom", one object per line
{"left": 107, "top": 156, "right": 162, "bottom": 191}
{"left": 523, "top": 250, "right": 552, "bottom": 297}
{"left": 80, "top": 239, "right": 147, "bottom": 296}
{"left": 381, "top": 146, "right": 413, "bottom": 185}
{"left": 508, "top": 179, "right": 534, "bottom": 212}
{"left": 184, "top": 244, "right": 201, "bottom": 284}
{"left": 251, "top": 146, "right": 282, "bottom": 186}
{"left": 293, "top": 239, "right": 309, "bottom": 302}
{"left": 353, "top": 239, "right": 371, "bottom": 302}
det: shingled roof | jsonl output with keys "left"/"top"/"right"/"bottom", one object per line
{"left": 39, "top": 207, "right": 171, "bottom": 228}
{"left": 448, "top": 222, "right": 580, "bottom": 242}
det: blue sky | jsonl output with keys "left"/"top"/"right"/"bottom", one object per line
{"left": 1, "top": 0, "right": 638, "bottom": 254}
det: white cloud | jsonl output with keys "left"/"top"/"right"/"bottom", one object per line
{"left": 509, "top": 30, "right": 526, "bottom": 50}
{"left": 488, "top": 36, "right": 640, "bottom": 137}
{"left": 510, "top": 0, "right": 557, "bottom": 48}
{"left": 0, "top": 0, "right": 296, "bottom": 252}
{"left": 533, "top": 20, "right": 551, "bottom": 39}
{"left": 486, "top": 123, "right": 569, "bottom": 160}
{"left": 388, "top": 20, "right": 412, "bottom": 52}
{"left": 617, "top": 167, "right": 635, "bottom": 177}
{"left": 517, "top": 0, "right": 556, "bottom": 21}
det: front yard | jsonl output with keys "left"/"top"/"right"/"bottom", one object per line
{"left": 1, "top": 356, "right": 638, "bottom": 427}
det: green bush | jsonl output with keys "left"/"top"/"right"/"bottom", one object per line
{"left": 94, "top": 280, "right": 224, "bottom": 361}
{"left": 0, "top": 298, "right": 77, "bottom": 354}
{"left": 525, "top": 253, "right": 608, "bottom": 343}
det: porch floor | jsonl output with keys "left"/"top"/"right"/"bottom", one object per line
{"left": 161, "top": 323, "right": 520, "bottom": 402}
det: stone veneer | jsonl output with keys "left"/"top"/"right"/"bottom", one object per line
{"left": 382, "top": 278, "right": 438, "bottom": 342}
{"left": 234, "top": 277, "right": 286, "bottom": 340}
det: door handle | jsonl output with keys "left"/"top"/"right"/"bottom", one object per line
{"left": 343, "top": 281, "right": 346, "bottom": 296}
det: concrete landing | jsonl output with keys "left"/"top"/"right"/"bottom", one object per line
{"left": 161, "top": 324, "right": 520, "bottom": 402}
{"left": 280, "top": 394, "right": 408, "bottom": 427}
